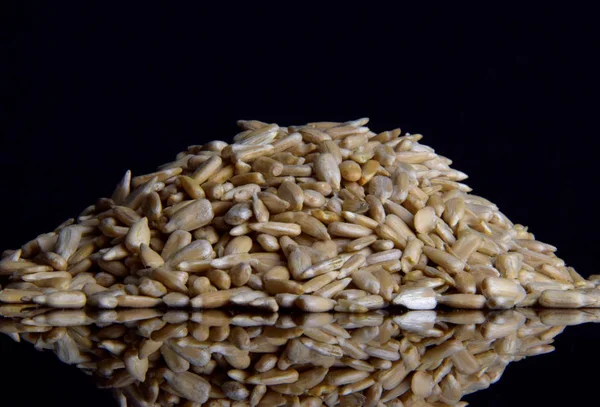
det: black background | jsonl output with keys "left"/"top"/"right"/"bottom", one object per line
{"left": 2, "top": 3, "right": 599, "bottom": 406}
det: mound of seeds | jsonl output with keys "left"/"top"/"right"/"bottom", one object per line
{"left": 1, "top": 118, "right": 599, "bottom": 312}
{"left": 2, "top": 307, "right": 600, "bottom": 406}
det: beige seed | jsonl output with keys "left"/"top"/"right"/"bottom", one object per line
{"left": 340, "top": 160, "right": 362, "bottom": 182}
{"left": 278, "top": 181, "right": 304, "bottom": 211}
{"left": 367, "top": 176, "right": 393, "bottom": 203}
{"left": 38, "top": 251, "right": 68, "bottom": 271}
{"left": 328, "top": 222, "right": 373, "bottom": 238}
{"left": 256, "top": 234, "right": 280, "bottom": 252}
{"left": 342, "top": 212, "right": 379, "bottom": 230}
{"left": 481, "top": 276, "right": 527, "bottom": 305}
{"left": 225, "top": 236, "right": 253, "bottom": 256}
{"left": 414, "top": 206, "right": 437, "bottom": 234}
{"left": 271, "top": 212, "right": 330, "bottom": 241}
{"left": 164, "top": 199, "right": 214, "bottom": 233}
{"left": 315, "top": 278, "right": 352, "bottom": 299}
{"left": 102, "top": 243, "right": 129, "bottom": 261}
{"left": 161, "top": 230, "right": 192, "bottom": 260}
{"left": 443, "top": 197, "right": 466, "bottom": 227}
{"left": 454, "top": 271, "right": 476, "bottom": 294}
{"left": 539, "top": 289, "right": 599, "bottom": 308}
{"left": 303, "top": 189, "right": 326, "bottom": 208}
{"left": 438, "top": 294, "right": 487, "bottom": 309}
{"left": 422, "top": 246, "right": 465, "bottom": 274}
{"left": 139, "top": 244, "right": 164, "bottom": 268}
{"left": 257, "top": 192, "right": 290, "bottom": 214}
{"left": 116, "top": 295, "right": 162, "bottom": 308}
{"left": 411, "top": 371, "right": 434, "bottom": 398}
{"left": 230, "top": 263, "right": 252, "bottom": 287}
{"left": 451, "top": 348, "right": 480, "bottom": 374}
{"left": 359, "top": 160, "right": 379, "bottom": 185}
{"left": 230, "top": 172, "right": 266, "bottom": 187}
{"left": 253, "top": 156, "right": 284, "bottom": 177}
{"left": 249, "top": 222, "right": 301, "bottom": 237}
{"left": 299, "top": 256, "right": 345, "bottom": 279}
{"left": 246, "top": 369, "right": 299, "bottom": 386}
{"left": 264, "top": 279, "right": 304, "bottom": 295}
{"left": 142, "top": 191, "right": 163, "bottom": 221}
{"left": 452, "top": 233, "right": 482, "bottom": 262}
{"left": 314, "top": 153, "right": 341, "bottom": 191}
{"left": 302, "top": 272, "right": 339, "bottom": 293}
{"left": 111, "top": 170, "right": 131, "bottom": 204}
{"left": 252, "top": 194, "right": 270, "bottom": 223}
{"left": 295, "top": 295, "right": 336, "bottom": 312}
{"left": 138, "top": 278, "right": 168, "bottom": 297}
{"left": 169, "top": 240, "right": 213, "bottom": 267}
{"left": 55, "top": 226, "right": 82, "bottom": 262}
{"left": 32, "top": 291, "right": 86, "bottom": 308}
{"left": 392, "top": 287, "right": 437, "bottom": 310}
{"left": 327, "top": 369, "right": 371, "bottom": 386}
{"left": 351, "top": 270, "right": 381, "bottom": 295}
{"left": 163, "top": 370, "right": 211, "bottom": 404}
{"left": 179, "top": 175, "right": 205, "bottom": 199}
{"left": 225, "top": 203, "right": 254, "bottom": 226}
{"left": 191, "top": 290, "right": 232, "bottom": 308}
{"left": 192, "top": 155, "right": 222, "bottom": 184}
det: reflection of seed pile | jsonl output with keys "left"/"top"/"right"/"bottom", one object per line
{"left": 1, "top": 118, "right": 599, "bottom": 311}
{"left": 2, "top": 308, "right": 600, "bottom": 406}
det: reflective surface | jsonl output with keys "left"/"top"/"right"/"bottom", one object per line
{"left": 2, "top": 307, "right": 600, "bottom": 406}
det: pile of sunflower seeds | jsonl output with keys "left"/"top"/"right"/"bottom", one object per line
{"left": 1, "top": 118, "right": 599, "bottom": 312}
{"left": 2, "top": 307, "right": 599, "bottom": 406}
